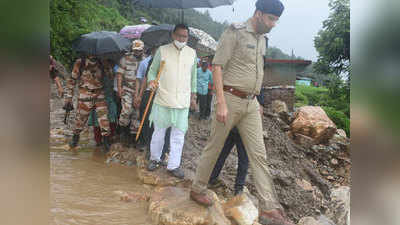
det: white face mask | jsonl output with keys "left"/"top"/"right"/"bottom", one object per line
{"left": 174, "top": 40, "right": 187, "bottom": 49}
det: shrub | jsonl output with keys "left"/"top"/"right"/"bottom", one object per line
{"left": 322, "top": 106, "right": 350, "bottom": 137}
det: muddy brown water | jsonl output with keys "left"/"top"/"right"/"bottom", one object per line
{"left": 50, "top": 147, "right": 154, "bottom": 225}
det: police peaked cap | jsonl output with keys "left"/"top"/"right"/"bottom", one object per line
{"left": 255, "top": 0, "right": 285, "bottom": 17}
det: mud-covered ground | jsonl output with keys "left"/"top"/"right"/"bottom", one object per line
{"left": 50, "top": 83, "right": 350, "bottom": 223}
{"left": 181, "top": 111, "right": 350, "bottom": 222}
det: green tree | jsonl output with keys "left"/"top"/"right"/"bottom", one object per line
{"left": 314, "top": 0, "right": 350, "bottom": 76}
{"left": 313, "top": 0, "right": 350, "bottom": 134}
{"left": 50, "top": 0, "right": 129, "bottom": 68}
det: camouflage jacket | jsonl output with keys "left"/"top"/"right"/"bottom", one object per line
{"left": 116, "top": 53, "right": 143, "bottom": 89}
{"left": 65, "top": 58, "right": 108, "bottom": 99}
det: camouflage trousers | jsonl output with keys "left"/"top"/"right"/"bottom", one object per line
{"left": 119, "top": 86, "right": 140, "bottom": 134}
{"left": 73, "top": 92, "right": 110, "bottom": 136}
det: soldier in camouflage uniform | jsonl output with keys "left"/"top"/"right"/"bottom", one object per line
{"left": 116, "top": 40, "right": 145, "bottom": 146}
{"left": 64, "top": 55, "right": 112, "bottom": 152}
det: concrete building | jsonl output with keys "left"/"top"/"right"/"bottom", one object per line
{"left": 263, "top": 59, "right": 312, "bottom": 111}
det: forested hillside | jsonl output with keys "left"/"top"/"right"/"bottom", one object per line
{"left": 50, "top": 0, "right": 228, "bottom": 68}
{"left": 51, "top": 0, "right": 302, "bottom": 69}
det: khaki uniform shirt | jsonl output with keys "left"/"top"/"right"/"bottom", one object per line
{"left": 213, "top": 19, "right": 266, "bottom": 95}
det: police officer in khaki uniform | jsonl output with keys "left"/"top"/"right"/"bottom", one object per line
{"left": 190, "top": 1, "right": 295, "bottom": 225}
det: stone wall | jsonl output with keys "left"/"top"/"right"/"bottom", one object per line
{"left": 264, "top": 86, "right": 295, "bottom": 112}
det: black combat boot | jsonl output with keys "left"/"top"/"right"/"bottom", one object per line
{"left": 69, "top": 134, "right": 80, "bottom": 148}
{"left": 119, "top": 126, "right": 129, "bottom": 146}
{"left": 102, "top": 135, "right": 111, "bottom": 153}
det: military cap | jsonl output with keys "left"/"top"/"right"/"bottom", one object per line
{"left": 255, "top": 0, "right": 285, "bottom": 17}
{"left": 132, "top": 39, "right": 144, "bottom": 50}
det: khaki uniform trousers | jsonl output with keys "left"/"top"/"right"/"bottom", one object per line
{"left": 192, "top": 92, "right": 282, "bottom": 211}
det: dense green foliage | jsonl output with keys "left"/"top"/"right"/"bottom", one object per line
{"left": 305, "top": 0, "right": 350, "bottom": 136}
{"left": 51, "top": 0, "right": 306, "bottom": 70}
{"left": 50, "top": 0, "right": 228, "bottom": 69}
{"left": 50, "top": 0, "right": 130, "bottom": 68}
{"left": 322, "top": 106, "right": 350, "bottom": 137}
{"left": 295, "top": 84, "right": 350, "bottom": 136}
{"left": 314, "top": 0, "right": 350, "bottom": 76}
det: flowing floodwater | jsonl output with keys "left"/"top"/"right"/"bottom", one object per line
{"left": 50, "top": 85, "right": 155, "bottom": 225}
{"left": 50, "top": 148, "right": 154, "bottom": 225}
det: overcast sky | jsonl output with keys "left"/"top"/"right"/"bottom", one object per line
{"left": 196, "top": 0, "right": 331, "bottom": 61}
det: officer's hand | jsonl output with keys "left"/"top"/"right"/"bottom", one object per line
{"left": 118, "top": 89, "right": 123, "bottom": 98}
{"left": 216, "top": 102, "right": 228, "bottom": 124}
{"left": 148, "top": 80, "right": 159, "bottom": 91}
{"left": 57, "top": 87, "right": 64, "bottom": 98}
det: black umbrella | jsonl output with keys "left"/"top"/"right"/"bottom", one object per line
{"left": 140, "top": 24, "right": 199, "bottom": 48}
{"left": 133, "top": 0, "right": 235, "bottom": 22}
{"left": 72, "top": 31, "right": 131, "bottom": 58}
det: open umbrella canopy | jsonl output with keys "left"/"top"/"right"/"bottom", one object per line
{"left": 189, "top": 27, "right": 217, "bottom": 55}
{"left": 119, "top": 24, "right": 152, "bottom": 39}
{"left": 133, "top": 0, "right": 234, "bottom": 9}
{"left": 140, "top": 24, "right": 199, "bottom": 48}
{"left": 72, "top": 31, "right": 131, "bottom": 57}
{"left": 133, "top": 0, "right": 234, "bottom": 22}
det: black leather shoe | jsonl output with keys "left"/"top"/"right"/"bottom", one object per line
{"left": 102, "top": 135, "right": 111, "bottom": 153}
{"left": 147, "top": 160, "right": 160, "bottom": 171}
{"left": 167, "top": 168, "right": 184, "bottom": 179}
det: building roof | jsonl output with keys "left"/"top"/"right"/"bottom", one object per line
{"left": 265, "top": 59, "right": 312, "bottom": 65}
{"left": 296, "top": 76, "right": 312, "bottom": 80}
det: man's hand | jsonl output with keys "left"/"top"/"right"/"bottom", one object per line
{"left": 259, "top": 104, "right": 264, "bottom": 117}
{"left": 134, "top": 96, "right": 141, "bottom": 109}
{"left": 57, "top": 87, "right": 64, "bottom": 98}
{"left": 118, "top": 88, "right": 123, "bottom": 98}
{"left": 148, "top": 80, "right": 159, "bottom": 91}
{"left": 190, "top": 93, "right": 197, "bottom": 109}
{"left": 216, "top": 101, "right": 228, "bottom": 124}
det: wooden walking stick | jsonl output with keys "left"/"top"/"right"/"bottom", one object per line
{"left": 136, "top": 60, "right": 165, "bottom": 141}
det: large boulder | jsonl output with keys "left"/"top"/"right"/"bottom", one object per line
{"left": 148, "top": 187, "right": 230, "bottom": 225}
{"left": 223, "top": 192, "right": 259, "bottom": 225}
{"left": 291, "top": 106, "right": 337, "bottom": 144}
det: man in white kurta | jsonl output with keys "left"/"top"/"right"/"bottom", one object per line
{"left": 146, "top": 24, "right": 197, "bottom": 179}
